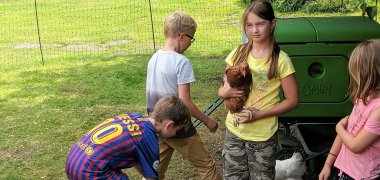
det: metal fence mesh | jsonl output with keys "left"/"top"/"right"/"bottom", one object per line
{"left": 1, "top": 1, "right": 245, "bottom": 70}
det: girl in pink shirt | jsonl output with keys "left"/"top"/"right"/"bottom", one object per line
{"left": 319, "top": 39, "right": 380, "bottom": 180}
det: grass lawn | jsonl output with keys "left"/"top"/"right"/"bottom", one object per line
{"left": 0, "top": 0, "right": 369, "bottom": 179}
{"left": 0, "top": 52, "right": 227, "bottom": 179}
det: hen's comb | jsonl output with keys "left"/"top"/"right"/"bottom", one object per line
{"left": 239, "top": 63, "right": 249, "bottom": 77}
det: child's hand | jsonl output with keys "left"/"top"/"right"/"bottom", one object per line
{"left": 234, "top": 106, "right": 259, "bottom": 124}
{"left": 205, "top": 118, "right": 218, "bottom": 133}
{"left": 218, "top": 74, "right": 245, "bottom": 99}
{"left": 342, "top": 116, "right": 349, "bottom": 127}
{"left": 338, "top": 116, "right": 349, "bottom": 129}
{"left": 318, "top": 163, "right": 332, "bottom": 180}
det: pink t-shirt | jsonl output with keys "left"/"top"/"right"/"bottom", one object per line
{"left": 334, "top": 98, "right": 380, "bottom": 179}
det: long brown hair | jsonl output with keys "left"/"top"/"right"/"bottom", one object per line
{"left": 232, "top": 0, "right": 280, "bottom": 80}
{"left": 348, "top": 39, "right": 380, "bottom": 105}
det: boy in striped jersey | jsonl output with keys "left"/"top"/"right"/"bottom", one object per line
{"left": 65, "top": 96, "right": 191, "bottom": 180}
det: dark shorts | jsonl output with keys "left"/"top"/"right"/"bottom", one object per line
{"left": 339, "top": 172, "right": 354, "bottom": 180}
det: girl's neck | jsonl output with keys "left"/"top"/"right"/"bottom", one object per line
{"left": 251, "top": 41, "right": 273, "bottom": 59}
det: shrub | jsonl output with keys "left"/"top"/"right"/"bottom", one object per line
{"left": 240, "top": 0, "right": 365, "bottom": 13}
{"left": 272, "top": 0, "right": 309, "bottom": 12}
{"left": 301, "top": 0, "right": 359, "bottom": 13}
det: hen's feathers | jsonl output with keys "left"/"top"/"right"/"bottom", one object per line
{"left": 275, "top": 151, "right": 306, "bottom": 180}
{"left": 223, "top": 63, "right": 252, "bottom": 113}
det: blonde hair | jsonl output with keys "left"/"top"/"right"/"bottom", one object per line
{"left": 348, "top": 39, "right": 380, "bottom": 105}
{"left": 232, "top": 0, "right": 280, "bottom": 79}
{"left": 164, "top": 11, "right": 197, "bottom": 38}
{"left": 151, "top": 96, "right": 192, "bottom": 131}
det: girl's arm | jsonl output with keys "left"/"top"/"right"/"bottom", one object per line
{"left": 237, "top": 73, "right": 298, "bottom": 122}
{"left": 218, "top": 64, "right": 245, "bottom": 99}
{"left": 336, "top": 107, "right": 380, "bottom": 153}
{"left": 319, "top": 136, "right": 342, "bottom": 180}
{"left": 257, "top": 73, "right": 298, "bottom": 119}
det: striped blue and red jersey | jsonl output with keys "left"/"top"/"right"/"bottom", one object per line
{"left": 65, "top": 113, "right": 159, "bottom": 180}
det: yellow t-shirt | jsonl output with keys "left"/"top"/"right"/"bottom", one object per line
{"left": 225, "top": 48, "right": 295, "bottom": 141}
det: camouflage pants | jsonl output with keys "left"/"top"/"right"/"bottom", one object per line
{"left": 223, "top": 129, "right": 277, "bottom": 180}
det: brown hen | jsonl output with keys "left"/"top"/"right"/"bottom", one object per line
{"left": 223, "top": 62, "right": 252, "bottom": 114}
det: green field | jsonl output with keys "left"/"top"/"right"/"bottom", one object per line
{"left": 0, "top": 0, "right": 368, "bottom": 179}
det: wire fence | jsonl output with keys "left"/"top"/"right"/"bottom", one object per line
{"left": 0, "top": 1, "right": 246, "bottom": 70}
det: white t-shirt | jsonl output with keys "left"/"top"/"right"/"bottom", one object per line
{"left": 146, "top": 49, "right": 195, "bottom": 114}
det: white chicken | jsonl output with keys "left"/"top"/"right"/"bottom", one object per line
{"left": 275, "top": 151, "right": 306, "bottom": 180}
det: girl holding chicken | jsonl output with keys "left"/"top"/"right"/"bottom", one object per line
{"left": 218, "top": 0, "right": 298, "bottom": 179}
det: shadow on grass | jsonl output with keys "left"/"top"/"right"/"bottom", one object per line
{"left": 0, "top": 54, "right": 227, "bottom": 179}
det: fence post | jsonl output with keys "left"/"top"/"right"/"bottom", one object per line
{"left": 34, "top": 0, "right": 44, "bottom": 65}
{"left": 148, "top": 0, "right": 156, "bottom": 52}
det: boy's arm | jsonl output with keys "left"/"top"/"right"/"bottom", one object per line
{"left": 132, "top": 156, "right": 158, "bottom": 180}
{"left": 178, "top": 83, "right": 218, "bottom": 133}
{"left": 134, "top": 167, "right": 156, "bottom": 180}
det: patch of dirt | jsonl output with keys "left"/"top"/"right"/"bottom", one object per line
{"left": 62, "top": 45, "right": 106, "bottom": 51}
{"left": 221, "top": 19, "right": 241, "bottom": 26}
{"left": 101, "top": 39, "right": 132, "bottom": 48}
{"left": 229, "top": 19, "right": 241, "bottom": 26}
{"left": 14, "top": 43, "right": 63, "bottom": 49}
{"left": 14, "top": 39, "right": 132, "bottom": 52}
{"left": 111, "top": 51, "right": 144, "bottom": 56}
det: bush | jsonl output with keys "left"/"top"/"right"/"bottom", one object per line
{"left": 241, "top": 0, "right": 308, "bottom": 11}
{"left": 240, "top": 0, "right": 363, "bottom": 13}
{"left": 272, "top": 0, "right": 309, "bottom": 12}
{"left": 300, "top": 0, "right": 359, "bottom": 13}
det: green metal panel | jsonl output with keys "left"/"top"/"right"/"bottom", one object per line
{"left": 279, "top": 43, "right": 355, "bottom": 117}
{"left": 279, "top": 43, "right": 356, "bottom": 57}
{"left": 275, "top": 17, "right": 316, "bottom": 43}
{"left": 275, "top": 16, "right": 380, "bottom": 43}
{"left": 272, "top": 16, "right": 380, "bottom": 117}
{"left": 306, "top": 16, "right": 380, "bottom": 42}
{"left": 292, "top": 56, "right": 349, "bottom": 103}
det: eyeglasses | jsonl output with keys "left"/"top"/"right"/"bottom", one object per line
{"left": 178, "top": 33, "right": 195, "bottom": 43}
{"left": 185, "top": 34, "right": 195, "bottom": 43}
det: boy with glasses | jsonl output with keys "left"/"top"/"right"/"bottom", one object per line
{"left": 146, "top": 11, "right": 221, "bottom": 180}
